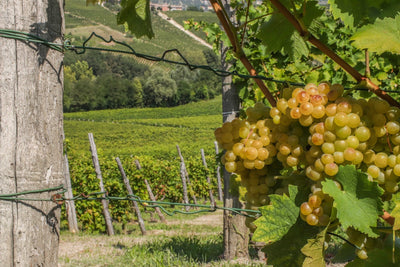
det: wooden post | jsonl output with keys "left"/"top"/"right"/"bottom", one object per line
{"left": 64, "top": 152, "right": 79, "bottom": 233}
{"left": 214, "top": 141, "right": 223, "bottom": 201}
{"left": 134, "top": 160, "right": 166, "bottom": 223}
{"left": 115, "top": 157, "right": 146, "bottom": 235}
{"left": 176, "top": 145, "right": 198, "bottom": 207}
{"left": 201, "top": 149, "right": 216, "bottom": 206}
{"left": 176, "top": 145, "right": 192, "bottom": 211}
{"left": 88, "top": 133, "right": 115, "bottom": 236}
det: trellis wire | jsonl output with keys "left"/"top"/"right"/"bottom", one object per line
{"left": 1, "top": 29, "right": 399, "bottom": 93}
{"left": 0, "top": 185, "right": 261, "bottom": 218}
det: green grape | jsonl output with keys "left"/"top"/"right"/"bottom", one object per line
{"left": 259, "top": 135, "right": 270, "bottom": 146}
{"left": 334, "top": 140, "right": 348, "bottom": 152}
{"left": 387, "top": 121, "right": 400, "bottom": 135}
{"left": 388, "top": 155, "right": 397, "bottom": 168}
{"left": 393, "top": 164, "right": 400, "bottom": 176}
{"left": 321, "top": 154, "right": 334, "bottom": 165}
{"left": 251, "top": 140, "right": 263, "bottom": 149}
{"left": 325, "top": 116, "right": 335, "bottom": 131}
{"left": 254, "top": 159, "right": 265, "bottom": 169}
{"left": 333, "top": 151, "right": 344, "bottom": 163}
{"left": 353, "top": 150, "right": 364, "bottom": 165}
{"left": 310, "top": 94, "right": 324, "bottom": 106}
{"left": 314, "top": 159, "right": 325, "bottom": 172}
{"left": 312, "top": 133, "right": 324, "bottom": 146}
{"left": 371, "top": 97, "right": 390, "bottom": 114}
{"left": 324, "top": 162, "right": 339, "bottom": 176}
{"left": 239, "top": 127, "right": 250, "bottom": 139}
{"left": 386, "top": 106, "right": 400, "bottom": 121}
{"left": 243, "top": 159, "right": 255, "bottom": 169}
{"left": 277, "top": 98, "right": 288, "bottom": 113}
{"left": 321, "top": 142, "right": 335, "bottom": 154}
{"left": 306, "top": 166, "right": 322, "bottom": 181}
{"left": 291, "top": 145, "right": 303, "bottom": 157}
{"left": 308, "top": 194, "right": 322, "bottom": 208}
{"left": 318, "top": 214, "right": 330, "bottom": 226}
{"left": 375, "top": 152, "right": 388, "bottom": 168}
{"left": 286, "top": 155, "right": 299, "bottom": 167}
{"left": 356, "top": 249, "right": 368, "bottom": 260}
{"left": 300, "top": 102, "right": 314, "bottom": 115}
{"left": 299, "top": 115, "right": 314, "bottom": 126}
{"left": 257, "top": 148, "right": 269, "bottom": 161}
{"left": 334, "top": 112, "right": 348, "bottom": 127}
{"left": 347, "top": 113, "right": 361, "bottom": 128}
{"left": 324, "top": 131, "right": 337, "bottom": 143}
{"left": 318, "top": 82, "right": 330, "bottom": 94}
{"left": 346, "top": 136, "right": 360, "bottom": 149}
{"left": 385, "top": 180, "right": 399, "bottom": 193}
{"left": 374, "top": 126, "right": 387, "bottom": 137}
{"left": 337, "top": 100, "right": 352, "bottom": 114}
{"left": 343, "top": 147, "right": 357, "bottom": 162}
{"left": 335, "top": 125, "right": 351, "bottom": 139}
{"left": 287, "top": 97, "right": 298, "bottom": 108}
{"left": 290, "top": 107, "right": 302, "bottom": 119}
{"left": 279, "top": 143, "right": 291, "bottom": 156}
{"left": 300, "top": 202, "right": 313, "bottom": 215}
{"left": 325, "top": 103, "right": 337, "bottom": 117}
{"left": 372, "top": 113, "right": 386, "bottom": 127}
{"left": 245, "top": 147, "right": 258, "bottom": 161}
{"left": 355, "top": 126, "right": 371, "bottom": 142}
{"left": 225, "top": 161, "right": 237, "bottom": 173}
{"left": 306, "top": 214, "right": 319, "bottom": 226}
{"left": 225, "top": 150, "right": 236, "bottom": 162}
{"left": 296, "top": 90, "right": 310, "bottom": 104}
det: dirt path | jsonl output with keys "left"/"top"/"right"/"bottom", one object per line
{"left": 157, "top": 12, "right": 213, "bottom": 50}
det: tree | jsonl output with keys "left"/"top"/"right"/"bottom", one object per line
{"left": 143, "top": 68, "right": 178, "bottom": 107}
{"left": 0, "top": 0, "right": 64, "bottom": 265}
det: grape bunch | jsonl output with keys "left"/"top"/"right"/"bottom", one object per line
{"left": 215, "top": 81, "right": 400, "bottom": 259}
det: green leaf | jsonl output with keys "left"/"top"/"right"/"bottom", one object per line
{"left": 263, "top": 218, "right": 320, "bottom": 267}
{"left": 257, "top": 13, "right": 309, "bottom": 60}
{"left": 252, "top": 187, "right": 299, "bottom": 244}
{"left": 301, "top": 227, "right": 328, "bottom": 267}
{"left": 328, "top": 0, "right": 400, "bottom": 28}
{"left": 351, "top": 15, "right": 400, "bottom": 55}
{"left": 117, "top": 0, "right": 154, "bottom": 39}
{"left": 322, "top": 165, "right": 384, "bottom": 238}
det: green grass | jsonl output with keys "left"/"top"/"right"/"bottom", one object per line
{"left": 64, "top": 96, "right": 222, "bottom": 159}
{"left": 59, "top": 211, "right": 265, "bottom": 267}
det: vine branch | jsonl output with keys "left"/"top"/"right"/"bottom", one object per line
{"left": 209, "top": 0, "right": 277, "bottom": 106}
{"left": 269, "top": 0, "right": 400, "bottom": 108}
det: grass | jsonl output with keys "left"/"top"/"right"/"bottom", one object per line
{"left": 59, "top": 211, "right": 266, "bottom": 267}
{"left": 64, "top": 96, "right": 222, "bottom": 158}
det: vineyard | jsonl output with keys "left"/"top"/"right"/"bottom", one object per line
{"left": 63, "top": 97, "right": 223, "bottom": 232}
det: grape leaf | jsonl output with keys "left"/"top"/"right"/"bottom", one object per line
{"left": 322, "top": 165, "right": 384, "bottom": 238}
{"left": 263, "top": 218, "right": 320, "bottom": 267}
{"left": 117, "top": 0, "right": 154, "bottom": 39}
{"left": 252, "top": 185, "right": 300, "bottom": 244}
{"left": 257, "top": 13, "right": 309, "bottom": 60}
{"left": 328, "top": 0, "right": 400, "bottom": 28}
{"left": 301, "top": 226, "right": 328, "bottom": 267}
{"left": 351, "top": 15, "right": 400, "bottom": 55}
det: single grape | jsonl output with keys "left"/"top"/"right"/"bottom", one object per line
{"left": 355, "top": 126, "right": 371, "bottom": 142}
{"left": 325, "top": 103, "right": 337, "bottom": 117}
{"left": 300, "top": 202, "right": 313, "bottom": 215}
{"left": 356, "top": 249, "right": 368, "bottom": 260}
{"left": 334, "top": 112, "right": 348, "bottom": 127}
{"left": 324, "top": 162, "right": 339, "bottom": 176}
{"left": 300, "top": 102, "right": 314, "bottom": 116}
{"left": 225, "top": 161, "right": 237, "bottom": 173}
{"left": 306, "top": 214, "right": 319, "bottom": 226}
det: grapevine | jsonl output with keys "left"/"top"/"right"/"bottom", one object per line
{"left": 215, "top": 82, "right": 400, "bottom": 264}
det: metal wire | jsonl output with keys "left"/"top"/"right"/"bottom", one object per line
{"left": 1, "top": 29, "right": 399, "bottom": 93}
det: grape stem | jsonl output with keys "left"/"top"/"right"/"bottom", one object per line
{"left": 209, "top": 0, "right": 277, "bottom": 107}
{"left": 269, "top": 0, "right": 400, "bottom": 108}
{"left": 382, "top": 211, "right": 394, "bottom": 226}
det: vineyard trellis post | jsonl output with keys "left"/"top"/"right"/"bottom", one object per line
{"left": 64, "top": 152, "right": 79, "bottom": 233}
{"left": 0, "top": 0, "right": 64, "bottom": 264}
{"left": 201, "top": 148, "right": 216, "bottom": 206}
{"left": 88, "top": 133, "right": 115, "bottom": 236}
{"left": 116, "top": 157, "right": 146, "bottom": 235}
{"left": 134, "top": 159, "right": 166, "bottom": 223}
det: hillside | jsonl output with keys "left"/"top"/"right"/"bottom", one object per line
{"left": 64, "top": 96, "right": 222, "bottom": 159}
{"left": 65, "top": 0, "right": 216, "bottom": 65}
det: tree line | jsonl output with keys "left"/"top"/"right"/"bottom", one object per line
{"left": 64, "top": 50, "right": 221, "bottom": 112}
